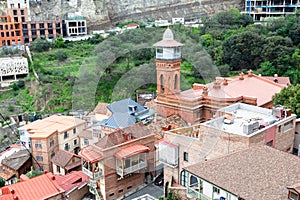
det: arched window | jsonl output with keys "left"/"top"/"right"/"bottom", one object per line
{"left": 174, "top": 74, "right": 178, "bottom": 90}
{"left": 160, "top": 74, "right": 164, "bottom": 93}
{"left": 180, "top": 170, "right": 188, "bottom": 186}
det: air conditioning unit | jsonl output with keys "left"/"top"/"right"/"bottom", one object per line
{"left": 243, "top": 121, "right": 259, "bottom": 135}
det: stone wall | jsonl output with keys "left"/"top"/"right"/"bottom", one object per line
{"left": 28, "top": 0, "right": 243, "bottom": 30}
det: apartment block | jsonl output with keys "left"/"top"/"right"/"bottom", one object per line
{"left": 243, "top": 0, "right": 300, "bottom": 21}
{"left": 159, "top": 103, "right": 296, "bottom": 187}
{"left": 18, "top": 115, "right": 86, "bottom": 171}
{"left": 0, "top": 16, "right": 23, "bottom": 46}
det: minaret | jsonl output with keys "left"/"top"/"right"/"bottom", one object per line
{"left": 153, "top": 28, "right": 183, "bottom": 96}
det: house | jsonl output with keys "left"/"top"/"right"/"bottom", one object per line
{"left": 158, "top": 103, "right": 296, "bottom": 188}
{"left": 52, "top": 150, "right": 81, "bottom": 175}
{"left": 0, "top": 171, "right": 88, "bottom": 200}
{"left": 184, "top": 145, "right": 300, "bottom": 200}
{"left": 64, "top": 14, "right": 87, "bottom": 37}
{"left": 78, "top": 122, "right": 155, "bottom": 200}
{"left": 18, "top": 115, "right": 85, "bottom": 171}
{"left": 0, "top": 144, "right": 22, "bottom": 166}
{"left": 97, "top": 98, "right": 151, "bottom": 133}
{"left": 154, "top": 28, "right": 287, "bottom": 124}
{"left": 0, "top": 150, "right": 31, "bottom": 185}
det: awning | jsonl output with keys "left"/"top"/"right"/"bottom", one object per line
{"left": 78, "top": 145, "right": 103, "bottom": 163}
{"left": 115, "top": 144, "right": 150, "bottom": 159}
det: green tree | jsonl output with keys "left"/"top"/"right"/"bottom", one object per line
{"left": 273, "top": 84, "right": 300, "bottom": 117}
{"left": 0, "top": 177, "right": 5, "bottom": 187}
{"left": 223, "top": 31, "right": 265, "bottom": 70}
{"left": 53, "top": 36, "right": 65, "bottom": 48}
{"left": 31, "top": 38, "right": 51, "bottom": 52}
{"left": 259, "top": 61, "right": 276, "bottom": 76}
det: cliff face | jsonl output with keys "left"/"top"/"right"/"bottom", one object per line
{"left": 29, "top": 0, "right": 243, "bottom": 30}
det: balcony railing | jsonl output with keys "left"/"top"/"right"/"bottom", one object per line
{"left": 116, "top": 161, "right": 147, "bottom": 177}
{"left": 187, "top": 187, "right": 211, "bottom": 200}
{"left": 82, "top": 167, "right": 103, "bottom": 180}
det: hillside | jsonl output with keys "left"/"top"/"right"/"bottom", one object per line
{"left": 29, "top": 0, "right": 243, "bottom": 29}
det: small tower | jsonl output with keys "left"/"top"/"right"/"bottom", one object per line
{"left": 153, "top": 28, "right": 183, "bottom": 96}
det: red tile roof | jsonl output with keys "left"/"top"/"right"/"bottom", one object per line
{"left": 0, "top": 172, "right": 64, "bottom": 200}
{"left": 54, "top": 171, "right": 88, "bottom": 193}
{"left": 115, "top": 144, "right": 150, "bottom": 159}
{"left": 78, "top": 145, "right": 103, "bottom": 163}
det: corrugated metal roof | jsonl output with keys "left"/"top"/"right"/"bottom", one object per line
{"left": 115, "top": 144, "right": 150, "bottom": 159}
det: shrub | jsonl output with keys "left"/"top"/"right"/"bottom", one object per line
{"left": 31, "top": 38, "right": 51, "bottom": 52}
{"left": 56, "top": 50, "right": 68, "bottom": 61}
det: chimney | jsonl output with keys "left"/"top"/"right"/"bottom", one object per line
{"left": 223, "top": 79, "right": 228, "bottom": 85}
{"left": 239, "top": 72, "right": 244, "bottom": 80}
{"left": 193, "top": 83, "right": 205, "bottom": 90}
{"left": 202, "top": 87, "right": 208, "bottom": 96}
{"left": 213, "top": 81, "right": 221, "bottom": 89}
{"left": 274, "top": 74, "right": 278, "bottom": 83}
{"left": 248, "top": 69, "right": 253, "bottom": 77}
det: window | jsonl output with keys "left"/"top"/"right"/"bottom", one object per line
{"left": 50, "top": 139, "right": 54, "bottom": 147}
{"left": 84, "top": 139, "right": 89, "bottom": 146}
{"left": 37, "top": 154, "right": 43, "bottom": 161}
{"left": 13, "top": 10, "right": 17, "bottom": 15}
{"left": 213, "top": 186, "right": 220, "bottom": 195}
{"left": 127, "top": 186, "right": 132, "bottom": 190}
{"left": 183, "top": 152, "right": 188, "bottom": 162}
{"left": 266, "top": 140, "right": 273, "bottom": 147}
{"left": 64, "top": 132, "right": 69, "bottom": 139}
{"left": 56, "top": 165, "right": 60, "bottom": 173}
{"left": 20, "top": 10, "right": 24, "bottom": 15}
{"left": 73, "top": 128, "right": 76, "bottom": 134}
{"left": 51, "top": 151, "right": 55, "bottom": 158}
{"left": 277, "top": 125, "right": 282, "bottom": 133}
{"left": 74, "top": 139, "right": 77, "bottom": 146}
{"left": 35, "top": 141, "right": 42, "bottom": 149}
{"left": 109, "top": 193, "right": 114, "bottom": 197}
{"left": 31, "top": 24, "right": 36, "bottom": 29}
{"left": 284, "top": 122, "right": 293, "bottom": 132}
{"left": 180, "top": 170, "right": 188, "bottom": 187}
{"left": 289, "top": 191, "right": 298, "bottom": 200}
{"left": 64, "top": 143, "right": 70, "bottom": 151}
{"left": 118, "top": 189, "right": 123, "bottom": 193}
{"left": 21, "top": 17, "right": 25, "bottom": 22}
{"left": 39, "top": 166, "right": 44, "bottom": 171}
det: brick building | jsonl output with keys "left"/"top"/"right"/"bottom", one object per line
{"left": 79, "top": 122, "right": 155, "bottom": 200}
{"left": 0, "top": 15, "right": 23, "bottom": 46}
{"left": 18, "top": 115, "right": 85, "bottom": 171}
{"left": 158, "top": 103, "right": 296, "bottom": 188}
{"left": 154, "top": 28, "right": 286, "bottom": 124}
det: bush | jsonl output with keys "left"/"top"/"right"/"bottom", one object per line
{"left": 56, "top": 50, "right": 68, "bottom": 61}
{"left": 7, "top": 105, "right": 14, "bottom": 112}
{"left": 26, "top": 170, "right": 43, "bottom": 178}
{"left": 31, "top": 38, "right": 51, "bottom": 52}
{"left": 53, "top": 36, "right": 65, "bottom": 48}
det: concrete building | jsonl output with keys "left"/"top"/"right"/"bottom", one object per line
{"left": 0, "top": 55, "right": 28, "bottom": 85}
{"left": 158, "top": 103, "right": 296, "bottom": 188}
{"left": 154, "top": 28, "right": 286, "bottom": 125}
{"left": 0, "top": 15, "right": 23, "bottom": 46}
{"left": 64, "top": 15, "right": 87, "bottom": 37}
{"left": 78, "top": 122, "right": 155, "bottom": 200}
{"left": 242, "top": 0, "right": 300, "bottom": 21}
{"left": 184, "top": 145, "right": 300, "bottom": 200}
{"left": 18, "top": 115, "right": 86, "bottom": 171}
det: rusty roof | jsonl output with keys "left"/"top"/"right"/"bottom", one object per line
{"left": 115, "top": 144, "right": 150, "bottom": 159}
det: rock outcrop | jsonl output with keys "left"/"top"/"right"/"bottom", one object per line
{"left": 29, "top": 0, "right": 243, "bottom": 30}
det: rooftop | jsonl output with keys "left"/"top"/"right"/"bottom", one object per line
{"left": 54, "top": 171, "right": 88, "bottom": 193}
{"left": 52, "top": 150, "right": 80, "bottom": 168}
{"left": 184, "top": 145, "right": 300, "bottom": 200}
{"left": 179, "top": 73, "right": 284, "bottom": 106}
{"left": 0, "top": 172, "right": 64, "bottom": 200}
{"left": 1, "top": 150, "right": 30, "bottom": 170}
{"left": 19, "top": 115, "right": 85, "bottom": 138}
{"left": 203, "top": 103, "right": 295, "bottom": 136}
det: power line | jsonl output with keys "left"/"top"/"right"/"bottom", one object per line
{"left": 0, "top": 112, "right": 42, "bottom": 170}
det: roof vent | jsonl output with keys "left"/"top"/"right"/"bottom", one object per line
{"left": 52, "top": 176, "right": 55, "bottom": 180}
{"left": 239, "top": 72, "right": 244, "bottom": 80}
{"left": 248, "top": 69, "right": 253, "bottom": 77}
{"left": 213, "top": 81, "right": 221, "bottom": 89}
{"left": 223, "top": 79, "right": 228, "bottom": 85}
{"left": 10, "top": 189, "right": 15, "bottom": 194}
{"left": 13, "top": 196, "right": 18, "bottom": 200}
{"left": 202, "top": 87, "right": 208, "bottom": 96}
